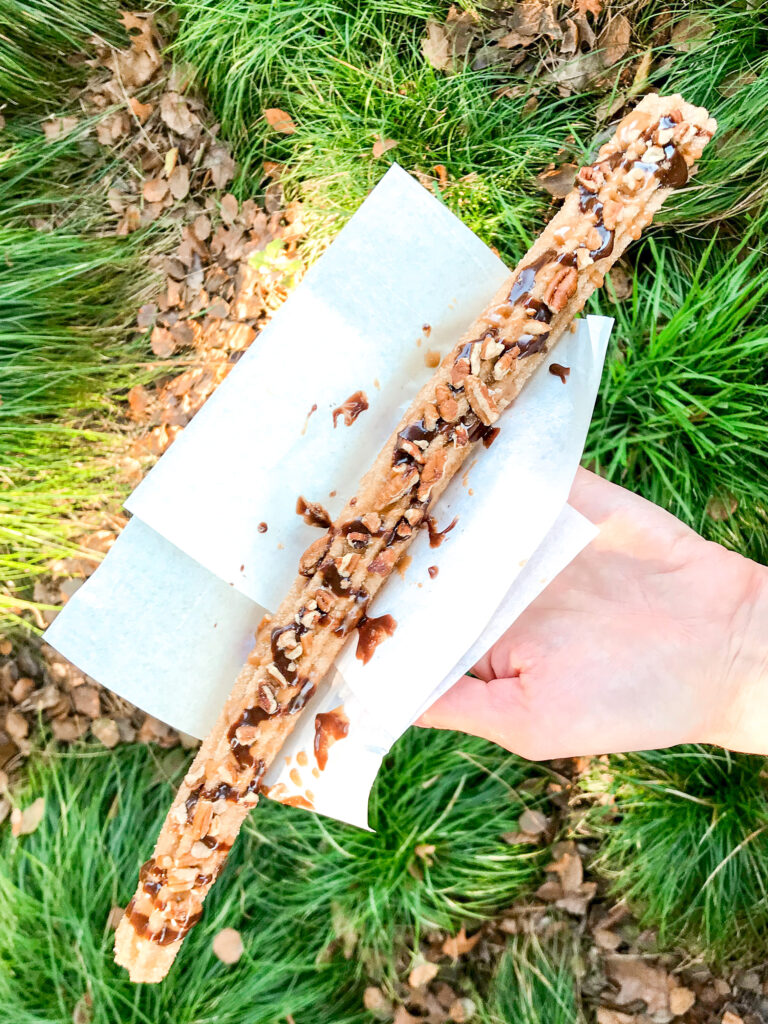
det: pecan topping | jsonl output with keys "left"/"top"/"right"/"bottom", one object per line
{"left": 417, "top": 448, "right": 447, "bottom": 502}
{"left": 369, "top": 548, "right": 397, "bottom": 576}
{"left": 465, "top": 375, "right": 500, "bottom": 426}
{"left": 543, "top": 265, "right": 578, "bottom": 312}
{"left": 379, "top": 464, "right": 419, "bottom": 506}
{"left": 299, "top": 535, "right": 331, "bottom": 577}
{"left": 257, "top": 684, "right": 278, "bottom": 715}
{"left": 435, "top": 383, "right": 460, "bottom": 422}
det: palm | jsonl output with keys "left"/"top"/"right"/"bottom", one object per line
{"left": 420, "top": 469, "right": 756, "bottom": 758}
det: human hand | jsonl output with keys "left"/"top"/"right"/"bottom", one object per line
{"left": 419, "top": 468, "right": 768, "bottom": 759}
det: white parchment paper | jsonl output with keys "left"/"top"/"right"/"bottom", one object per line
{"left": 45, "top": 165, "right": 611, "bottom": 829}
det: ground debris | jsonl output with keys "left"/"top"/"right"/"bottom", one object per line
{"left": 419, "top": 1, "right": 642, "bottom": 97}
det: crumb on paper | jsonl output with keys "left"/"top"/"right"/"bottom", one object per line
{"left": 373, "top": 378, "right": 380, "bottom": 390}
{"left": 257, "top": 521, "right": 268, "bottom": 533}
{"left": 396, "top": 554, "right": 412, "bottom": 579}
{"left": 422, "top": 323, "right": 432, "bottom": 336}
{"left": 468, "top": 488, "right": 474, "bottom": 496}
{"left": 332, "top": 390, "right": 369, "bottom": 428}
{"left": 424, "top": 349, "right": 440, "bottom": 368}
{"left": 416, "top": 337, "right": 422, "bottom": 347}
{"left": 428, "top": 565, "right": 439, "bottom": 579}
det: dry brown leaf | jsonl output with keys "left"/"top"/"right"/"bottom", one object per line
{"left": 607, "top": 265, "right": 632, "bottom": 300}
{"left": 372, "top": 135, "right": 398, "bottom": 159}
{"left": 572, "top": 0, "right": 602, "bottom": 16}
{"left": 722, "top": 1014, "right": 744, "bottom": 1024}
{"left": 449, "top": 997, "right": 476, "bottom": 1023}
{"left": 604, "top": 955, "right": 670, "bottom": 1016}
{"left": 169, "top": 164, "right": 190, "bottom": 200}
{"left": 596, "top": 1011, "right": 635, "bottom": 1024}
{"left": 719, "top": 70, "right": 758, "bottom": 98}
{"left": 669, "top": 986, "right": 695, "bottom": 1016}
{"left": 264, "top": 108, "right": 296, "bottom": 134}
{"left": 536, "top": 163, "right": 577, "bottom": 198}
{"left": 518, "top": 808, "right": 549, "bottom": 834}
{"left": 106, "top": 905, "right": 124, "bottom": 930}
{"left": 442, "top": 926, "right": 481, "bottom": 959}
{"left": 160, "top": 92, "right": 199, "bottom": 136}
{"left": 72, "top": 993, "right": 92, "bottom": 1024}
{"left": 670, "top": 15, "right": 714, "bottom": 52}
{"left": 212, "top": 927, "right": 244, "bottom": 964}
{"left": 116, "top": 205, "right": 141, "bottom": 235}
{"left": 220, "top": 193, "right": 239, "bottom": 223}
{"left": 143, "top": 177, "right": 169, "bottom": 203}
{"left": 204, "top": 144, "right": 237, "bottom": 189}
{"left": 598, "top": 14, "right": 631, "bottom": 67}
{"left": 363, "top": 987, "right": 394, "bottom": 1020}
{"left": 498, "top": 30, "right": 537, "bottom": 49}
{"left": 43, "top": 116, "right": 79, "bottom": 141}
{"left": 415, "top": 843, "right": 436, "bottom": 866}
{"left": 422, "top": 20, "right": 452, "bottom": 70}
{"left": 150, "top": 326, "right": 175, "bottom": 358}
{"left": 129, "top": 97, "right": 153, "bottom": 123}
{"left": 5, "top": 710, "right": 28, "bottom": 741}
{"left": 11, "top": 797, "right": 45, "bottom": 837}
{"left": 706, "top": 494, "right": 738, "bottom": 520}
{"left": 91, "top": 717, "right": 120, "bottom": 748}
{"left": 547, "top": 843, "right": 583, "bottom": 892}
{"left": 127, "top": 385, "right": 151, "bottom": 422}
{"left": 193, "top": 214, "right": 212, "bottom": 240}
{"left": 409, "top": 961, "right": 439, "bottom": 988}
{"left": 593, "top": 926, "right": 622, "bottom": 950}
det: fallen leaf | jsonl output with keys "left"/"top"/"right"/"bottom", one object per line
{"left": 598, "top": 14, "right": 631, "bottom": 66}
{"left": 220, "top": 193, "right": 239, "bottom": 223}
{"left": 415, "top": 843, "right": 436, "bottom": 865}
{"left": 106, "top": 906, "right": 124, "bottom": 930}
{"left": 129, "top": 97, "right": 153, "bottom": 123}
{"left": 572, "top": 0, "right": 602, "bottom": 15}
{"left": 169, "top": 164, "right": 190, "bottom": 200}
{"left": 91, "top": 717, "right": 120, "bottom": 748}
{"left": 193, "top": 214, "right": 212, "bottom": 240}
{"left": 72, "top": 992, "right": 92, "bottom": 1024}
{"left": 127, "top": 385, "right": 151, "bottom": 421}
{"left": 422, "top": 20, "right": 452, "bottom": 70}
{"left": 137, "top": 304, "right": 157, "bottom": 330}
{"left": 449, "top": 997, "right": 476, "bottom": 1023}
{"left": 547, "top": 842, "right": 583, "bottom": 892}
{"left": 706, "top": 494, "right": 738, "bottom": 520}
{"left": 536, "top": 163, "right": 577, "bottom": 198}
{"left": 43, "top": 116, "right": 78, "bottom": 141}
{"left": 264, "top": 108, "right": 296, "bottom": 134}
{"left": 212, "top": 927, "right": 244, "bottom": 964}
{"left": 5, "top": 710, "right": 28, "bottom": 741}
{"left": 596, "top": 1011, "right": 635, "bottom": 1024}
{"left": 11, "top": 797, "right": 45, "bottom": 837}
{"left": 670, "top": 15, "right": 714, "bottom": 52}
{"left": 150, "top": 326, "right": 175, "bottom": 358}
{"left": 160, "top": 91, "right": 199, "bottom": 136}
{"left": 604, "top": 955, "right": 670, "bottom": 1016}
{"left": 719, "top": 70, "right": 758, "bottom": 97}
{"left": 409, "top": 961, "right": 439, "bottom": 988}
{"left": 372, "top": 135, "right": 398, "bottom": 158}
{"left": 593, "top": 926, "right": 622, "bottom": 950}
{"left": 632, "top": 48, "right": 653, "bottom": 89}
{"left": 204, "top": 144, "right": 237, "bottom": 189}
{"left": 518, "top": 808, "right": 549, "bottom": 834}
{"left": 143, "top": 178, "right": 169, "bottom": 203}
{"left": 363, "top": 987, "right": 393, "bottom": 1020}
{"left": 607, "top": 265, "right": 632, "bottom": 300}
{"left": 116, "top": 205, "right": 141, "bottom": 235}
{"left": 722, "top": 1015, "right": 744, "bottom": 1024}
{"left": 669, "top": 986, "right": 695, "bottom": 1016}
{"left": 442, "top": 927, "right": 481, "bottom": 958}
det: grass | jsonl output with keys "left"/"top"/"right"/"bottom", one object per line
{"left": 483, "top": 936, "right": 584, "bottom": 1024}
{"left": 589, "top": 746, "right": 768, "bottom": 964}
{"left": 3, "top": 0, "right": 768, "bottom": 1014}
{"left": 0, "top": 730, "right": 545, "bottom": 1022}
{"left": 0, "top": 0, "right": 126, "bottom": 109}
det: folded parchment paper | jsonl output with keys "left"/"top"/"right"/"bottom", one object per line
{"left": 45, "top": 164, "right": 611, "bottom": 829}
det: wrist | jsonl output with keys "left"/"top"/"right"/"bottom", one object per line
{"left": 707, "top": 553, "right": 768, "bottom": 754}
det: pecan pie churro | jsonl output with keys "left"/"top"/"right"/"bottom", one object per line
{"left": 115, "top": 94, "right": 715, "bottom": 981}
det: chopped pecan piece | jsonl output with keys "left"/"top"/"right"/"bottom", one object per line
{"left": 257, "top": 684, "right": 278, "bottom": 714}
{"left": 299, "top": 535, "right": 331, "bottom": 577}
{"left": 361, "top": 512, "right": 382, "bottom": 533}
{"left": 417, "top": 448, "right": 447, "bottom": 502}
{"left": 379, "top": 464, "right": 419, "bottom": 506}
{"left": 369, "top": 548, "right": 397, "bottom": 576}
{"left": 422, "top": 403, "right": 440, "bottom": 431}
{"left": 543, "top": 265, "right": 578, "bottom": 312}
{"left": 451, "top": 358, "right": 470, "bottom": 386}
{"left": 435, "top": 382, "right": 460, "bottom": 422}
{"left": 465, "top": 375, "right": 500, "bottom": 426}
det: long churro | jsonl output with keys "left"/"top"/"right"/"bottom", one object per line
{"left": 115, "top": 93, "right": 715, "bottom": 982}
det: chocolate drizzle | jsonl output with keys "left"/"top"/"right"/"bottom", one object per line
{"left": 356, "top": 613, "right": 397, "bottom": 664}
{"left": 425, "top": 515, "right": 458, "bottom": 548}
{"left": 549, "top": 362, "right": 570, "bottom": 383}
{"left": 313, "top": 707, "right": 350, "bottom": 770}
{"left": 296, "top": 496, "right": 332, "bottom": 529}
